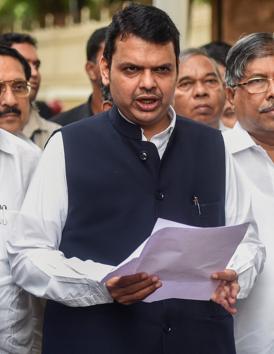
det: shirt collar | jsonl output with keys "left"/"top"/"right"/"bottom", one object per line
{"left": 0, "top": 129, "right": 17, "bottom": 155}
{"left": 118, "top": 105, "right": 176, "bottom": 140}
{"left": 223, "top": 122, "right": 257, "bottom": 154}
{"left": 23, "top": 107, "right": 45, "bottom": 138}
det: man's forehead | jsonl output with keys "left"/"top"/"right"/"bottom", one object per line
{"left": 11, "top": 42, "right": 39, "bottom": 62}
{"left": 0, "top": 54, "right": 24, "bottom": 67}
{"left": 243, "top": 55, "right": 274, "bottom": 76}
{"left": 179, "top": 55, "right": 218, "bottom": 77}
{"left": 0, "top": 55, "right": 25, "bottom": 78}
{"left": 113, "top": 35, "right": 176, "bottom": 64}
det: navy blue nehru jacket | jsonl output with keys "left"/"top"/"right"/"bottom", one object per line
{"left": 42, "top": 105, "right": 232, "bottom": 354}
{"left": 59, "top": 105, "right": 225, "bottom": 264}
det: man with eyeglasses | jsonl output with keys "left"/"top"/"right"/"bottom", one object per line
{"left": 223, "top": 32, "right": 274, "bottom": 354}
{"left": 0, "top": 45, "right": 40, "bottom": 354}
{"left": 174, "top": 48, "right": 226, "bottom": 130}
{"left": 0, "top": 33, "right": 60, "bottom": 149}
{"left": 0, "top": 46, "right": 33, "bottom": 135}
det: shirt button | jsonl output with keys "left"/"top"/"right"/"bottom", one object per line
{"left": 156, "top": 191, "right": 165, "bottom": 200}
{"left": 139, "top": 151, "right": 148, "bottom": 161}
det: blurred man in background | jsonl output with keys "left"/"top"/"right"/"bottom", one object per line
{"left": 201, "top": 41, "right": 231, "bottom": 79}
{"left": 201, "top": 41, "right": 237, "bottom": 128}
{"left": 54, "top": 27, "right": 107, "bottom": 126}
{"left": 174, "top": 48, "right": 226, "bottom": 129}
{"left": 0, "top": 32, "right": 60, "bottom": 149}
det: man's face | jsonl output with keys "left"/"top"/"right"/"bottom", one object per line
{"left": 86, "top": 42, "right": 105, "bottom": 89}
{"left": 0, "top": 55, "right": 30, "bottom": 133}
{"left": 221, "top": 99, "right": 237, "bottom": 128}
{"left": 100, "top": 35, "right": 178, "bottom": 137}
{"left": 227, "top": 56, "right": 274, "bottom": 140}
{"left": 217, "top": 63, "right": 237, "bottom": 128}
{"left": 11, "top": 42, "right": 41, "bottom": 101}
{"left": 174, "top": 55, "right": 225, "bottom": 129}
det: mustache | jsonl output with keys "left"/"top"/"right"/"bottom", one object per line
{"left": 0, "top": 107, "right": 21, "bottom": 117}
{"left": 259, "top": 104, "right": 274, "bottom": 113}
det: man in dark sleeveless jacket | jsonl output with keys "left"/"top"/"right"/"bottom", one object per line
{"left": 8, "top": 4, "right": 265, "bottom": 354}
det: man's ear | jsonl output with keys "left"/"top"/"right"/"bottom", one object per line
{"left": 85, "top": 61, "right": 97, "bottom": 81}
{"left": 99, "top": 57, "right": 110, "bottom": 86}
{"left": 226, "top": 86, "right": 235, "bottom": 106}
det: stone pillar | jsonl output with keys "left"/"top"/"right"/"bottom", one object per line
{"left": 153, "top": 0, "right": 190, "bottom": 49}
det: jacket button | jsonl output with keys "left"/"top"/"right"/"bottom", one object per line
{"left": 139, "top": 151, "right": 148, "bottom": 161}
{"left": 163, "top": 326, "right": 172, "bottom": 334}
{"left": 156, "top": 191, "right": 165, "bottom": 200}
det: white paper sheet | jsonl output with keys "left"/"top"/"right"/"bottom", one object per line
{"left": 102, "top": 218, "right": 249, "bottom": 302}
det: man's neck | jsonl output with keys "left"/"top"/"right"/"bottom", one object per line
{"left": 90, "top": 86, "right": 103, "bottom": 115}
{"left": 142, "top": 120, "right": 170, "bottom": 141}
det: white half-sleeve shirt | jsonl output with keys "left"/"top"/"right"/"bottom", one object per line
{"left": 7, "top": 107, "right": 265, "bottom": 309}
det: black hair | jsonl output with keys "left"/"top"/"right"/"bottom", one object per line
{"left": 0, "top": 32, "right": 37, "bottom": 48}
{"left": 86, "top": 27, "right": 108, "bottom": 62}
{"left": 200, "top": 41, "right": 231, "bottom": 67}
{"left": 101, "top": 83, "right": 112, "bottom": 102}
{"left": 0, "top": 45, "right": 31, "bottom": 80}
{"left": 104, "top": 3, "right": 180, "bottom": 68}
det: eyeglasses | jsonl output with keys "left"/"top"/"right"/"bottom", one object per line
{"left": 177, "top": 78, "right": 221, "bottom": 92}
{"left": 0, "top": 79, "right": 31, "bottom": 98}
{"left": 232, "top": 77, "right": 274, "bottom": 94}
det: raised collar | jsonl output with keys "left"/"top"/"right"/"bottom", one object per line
{"left": 0, "top": 129, "right": 17, "bottom": 155}
{"left": 222, "top": 122, "right": 257, "bottom": 154}
{"left": 109, "top": 105, "right": 176, "bottom": 140}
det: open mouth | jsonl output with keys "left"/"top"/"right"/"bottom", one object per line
{"left": 135, "top": 96, "right": 160, "bottom": 111}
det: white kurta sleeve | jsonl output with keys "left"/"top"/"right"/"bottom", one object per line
{"left": 7, "top": 132, "right": 114, "bottom": 306}
{"left": 224, "top": 147, "right": 266, "bottom": 298}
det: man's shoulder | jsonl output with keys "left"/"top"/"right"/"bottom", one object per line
{"left": 36, "top": 114, "right": 61, "bottom": 133}
{"left": 62, "top": 110, "right": 109, "bottom": 132}
{"left": 24, "top": 109, "right": 60, "bottom": 136}
{"left": 53, "top": 100, "right": 91, "bottom": 126}
{"left": 176, "top": 115, "right": 223, "bottom": 138}
{"left": 222, "top": 124, "right": 253, "bottom": 155}
{"left": 0, "top": 129, "right": 40, "bottom": 160}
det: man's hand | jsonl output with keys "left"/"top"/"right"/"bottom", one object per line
{"left": 211, "top": 269, "right": 239, "bottom": 315}
{"left": 106, "top": 272, "right": 162, "bottom": 305}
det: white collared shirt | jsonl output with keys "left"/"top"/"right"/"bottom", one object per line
{"left": 140, "top": 106, "right": 176, "bottom": 158}
{"left": 0, "top": 129, "right": 40, "bottom": 354}
{"left": 23, "top": 107, "right": 61, "bottom": 149}
{"left": 223, "top": 123, "right": 274, "bottom": 354}
{"left": 7, "top": 109, "right": 265, "bottom": 311}
{"left": 119, "top": 106, "right": 176, "bottom": 159}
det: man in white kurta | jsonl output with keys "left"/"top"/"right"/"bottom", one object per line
{"left": 0, "top": 45, "right": 40, "bottom": 353}
{"left": 224, "top": 32, "right": 274, "bottom": 354}
{"left": 0, "top": 128, "right": 39, "bottom": 353}
{"left": 223, "top": 124, "right": 274, "bottom": 354}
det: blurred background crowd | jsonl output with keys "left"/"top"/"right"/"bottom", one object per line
{"left": 1, "top": 0, "right": 273, "bottom": 114}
